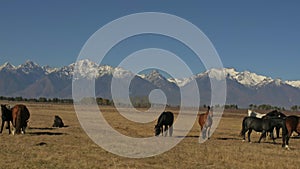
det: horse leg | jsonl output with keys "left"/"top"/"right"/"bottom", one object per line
{"left": 199, "top": 125, "right": 203, "bottom": 138}
{"left": 202, "top": 127, "right": 208, "bottom": 139}
{"left": 164, "top": 125, "right": 168, "bottom": 137}
{"left": 276, "top": 127, "right": 280, "bottom": 138}
{"left": 241, "top": 129, "right": 246, "bottom": 141}
{"left": 270, "top": 131, "right": 276, "bottom": 144}
{"left": 0, "top": 121, "right": 4, "bottom": 133}
{"left": 7, "top": 121, "right": 11, "bottom": 134}
{"left": 248, "top": 129, "right": 252, "bottom": 143}
{"left": 21, "top": 126, "right": 25, "bottom": 134}
{"left": 169, "top": 125, "right": 173, "bottom": 137}
{"left": 258, "top": 131, "right": 266, "bottom": 143}
{"left": 207, "top": 127, "right": 211, "bottom": 139}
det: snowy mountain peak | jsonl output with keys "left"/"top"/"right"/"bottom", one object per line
{"left": 21, "top": 60, "right": 40, "bottom": 68}
{"left": 17, "top": 60, "right": 44, "bottom": 74}
{"left": 145, "top": 70, "right": 166, "bottom": 81}
{"left": 220, "top": 68, "right": 274, "bottom": 87}
{"left": 0, "top": 60, "right": 299, "bottom": 89}
{"left": 286, "top": 80, "right": 300, "bottom": 88}
{"left": 113, "top": 67, "right": 134, "bottom": 78}
{"left": 72, "top": 59, "right": 100, "bottom": 79}
{"left": 0, "top": 62, "right": 15, "bottom": 71}
{"left": 42, "top": 65, "right": 58, "bottom": 74}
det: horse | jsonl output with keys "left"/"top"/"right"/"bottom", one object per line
{"left": 247, "top": 109, "right": 266, "bottom": 118}
{"left": 240, "top": 116, "right": 287, "bottom": 147}
{"left": 198, "top": 106, "right": 213, "bottom": 139}
{"left": 0, "top": 104, "right": 12, "bottom": 134}
{"left": 11, "top": 104, "right": 30, "bottom": 135}
{"left": 263, "top": 110, "right": 286, "bottom": 138}
{"left": 284, "top": 115, "right": 300, "bottom": 149}
{"left": 154, "top": 111, "right": 174, "bottom": 136}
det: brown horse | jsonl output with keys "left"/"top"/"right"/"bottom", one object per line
{"left": 284, "top": 115, "right": 300, "bottom": 149}
{"left": 0, "top": 104, "right": 12, "bottom": 134}
{"left": 198, "top": 106, "right": 213, "bottom": 139}
{"left": 11, "top": 104, "right": 30, "bottom": 135}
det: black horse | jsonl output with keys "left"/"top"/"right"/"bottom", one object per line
{"left": 240, "top": 116, "right": 287, "bottom": 147}
{"left": 263, "top": 110, "right": 286, "bottom": 138}
{"left": 52, "top": 115, "right": 64, "bottom": 128}
{"left": 154, "top": 111, "right": 174, "bottom": 136}
{"left": 0, "top": 104, "right": 12, "bottom": 134}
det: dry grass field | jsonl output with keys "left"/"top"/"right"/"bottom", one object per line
{"left": 1, "top": 102, "right": 300, "bottom": 169}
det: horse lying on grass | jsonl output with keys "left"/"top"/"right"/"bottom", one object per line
{"left": 154, "top": 111, "right": 174, "bottom": 137}
{"left": 240, "top": 116, "right": 287, "bottom": 148}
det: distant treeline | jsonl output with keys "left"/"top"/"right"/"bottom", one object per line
{"left": 1, "top": 96, "right": 299, "bottom": 110}
{"left": 0, "top": 96, "right": 112, "bottom": 105}
{"left": 213, "top": 104, "right": 298, "bottom": 111}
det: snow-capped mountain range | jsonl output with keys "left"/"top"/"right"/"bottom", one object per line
{"left": 1, "top": 59, "right": 300, "bottom": 107}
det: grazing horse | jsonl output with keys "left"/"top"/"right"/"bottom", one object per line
{"left": 0, "top": 104, "right": 12, "bottom": 134}
{"left": 240, "top": 116, "right": 287, "bottom": 147}
{"left": 11, "top": 104, "right": 30, "bottom": 135}
{"left": 198, "top": 106, "right": 213, "bottom": 139}
{"left": 263, "top": 110, "right": 286, "bottom": 138}
{"left": 284, "top": 115, "right": 300, "bottom": 149}
{"left": 154, "top": 111, "right": 174, "bottom": 136}
{"left": 247, "top": 109, "right": 266, "bottom": 118}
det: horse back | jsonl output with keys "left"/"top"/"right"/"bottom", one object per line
{"left": 157, "top": 111, "right": 174, "bottom": 126}
{"left": 243, "top": 117, "right": 263, "bottom": 131}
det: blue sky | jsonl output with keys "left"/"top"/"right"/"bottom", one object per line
{"left": 0, "top": 1, "right": 300, "bottom": 80}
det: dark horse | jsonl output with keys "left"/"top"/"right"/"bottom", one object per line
{"left": 11, "top": 104, "right": 30, "bottom": 135}
{"left": 154, "top": 111, "right": 174, "bottom": 136}
{"left": 198, "top": 106, "right": 213, "bottom": 139}
{"left": 52, "top": 115, "right": 64, "bottom": 128}
{"left": 263, "top": 110, "right": 286, "bottom": 138}
{"left": 0, "top": 104, "right": 12, "bottom": 134}
{"left": 240, "top": 116, "right": 287, "bottom": 147}
{"left": 284, "top": 115, "right": 300, "bottom": 150}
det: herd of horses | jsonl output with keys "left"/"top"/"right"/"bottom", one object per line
{"left": 154, "top": 107, "right": 300, "bottom": 150}
{"left": 242, "top": 109, "right": 300, "bottom": 150}
{"left": 1, "top": 103, "right": 300, "bottom": 150}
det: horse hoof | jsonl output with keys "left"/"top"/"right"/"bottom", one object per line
{"left": 285, "top": 145, "right": 290, "bottom": 150}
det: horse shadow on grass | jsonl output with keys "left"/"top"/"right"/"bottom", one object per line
{"left": 28, "top": 131, "right": 67, "bottom": 136}
{"left": 28, "top": 127, "right": 55, "bottom": 130}
{"left": 175, "top": 135, "right": 199, "bottom": 138}
{"left": 216, "top": 137, "right": 241, "bottom": 141}
{"left": 28, "top": 126, "right": 68, "bottom": 136}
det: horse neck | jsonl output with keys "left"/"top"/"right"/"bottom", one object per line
{"left": 205, "top": 109, "right": 211, "bottom": 116}
{"left": 2, "top": 106, "right": 11, "bottom": 113}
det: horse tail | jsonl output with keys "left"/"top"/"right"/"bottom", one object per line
{"left": 240, "top": 117, "right": 246, "bottom": 136}
{"left": 15, "top": 111, "right": 21, "bottom": 134}
{"left": 21, "top": 105, "right": 30, "bottom": 123}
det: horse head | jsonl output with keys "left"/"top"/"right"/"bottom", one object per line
{"left": 154, "top": 125, "right": 161, "bottom": 136}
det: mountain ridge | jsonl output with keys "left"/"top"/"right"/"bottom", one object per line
{"left": 1, "top": 60, "right": 300, "bottom": 108}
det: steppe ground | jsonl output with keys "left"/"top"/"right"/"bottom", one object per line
{"left": 0, "top": 102, "right": 300, "bottom": 169}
